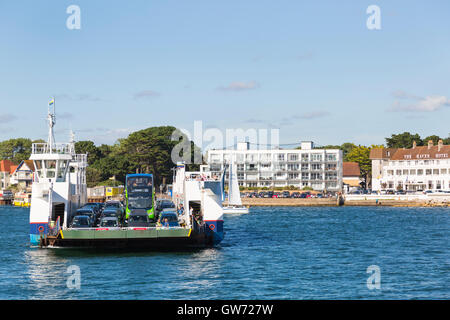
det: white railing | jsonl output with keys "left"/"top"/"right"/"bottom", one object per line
{"left": 72, "top": 154, "right": 88, "bottom": 165}
{"left": 32, "top": 143, "right": 73, "bottom": 155}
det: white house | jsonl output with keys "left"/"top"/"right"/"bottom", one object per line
{"left": 370, "top": 140, "right": 450, "bottom": 192}
{"left": 205, "top": 141, "right": 343, "bottom": 192}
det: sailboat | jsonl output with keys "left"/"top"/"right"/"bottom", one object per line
{"left": 222, "top": 157, "right": 249, "bottom": 214}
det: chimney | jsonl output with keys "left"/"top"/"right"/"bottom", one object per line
{"left": 427, "top": 140, "right": 433, "bottom": 149}
{"left": 438, "top": 139, "right": 443, "bottom": 151}
{"left": 412, "top": 141, "right": 417, "bottom": 149}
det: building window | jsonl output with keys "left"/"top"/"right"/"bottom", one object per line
{"left": 311, "top": 173, "right": 322, "bottom": 180}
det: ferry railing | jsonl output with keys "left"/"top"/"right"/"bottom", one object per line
{"left": 72, "top": 154, "right": 88, "bottom": 166}
{"left": 32, "top": 143, "right": 73, "bottom": 155}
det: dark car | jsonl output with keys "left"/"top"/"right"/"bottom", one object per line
{"left": 282, "top": 191, "right": 290, "bottom": 198}
{"left": 299, "top": 193, "right": 308, "bottom": 198}
{"left": 98, "top": 217, "right": 120, "bottom": 229}
{"left": 291, "top": 192, "right": 300, "bottom": 198}
{"left": 104, "top": 201, "right": 122, "bottom": 210}
{"left": 127, "top": 213, "right": 150, "bottom": 227}
{"left": 156, "top": 199, "right": 176, "bottom": 214}
{"left": 159, "top": 212, "right": 180, "bottom": 228}
{"left": 70, "top": 215, "right": 92, "bottom": 228}
{"left": 101, "top": 208, "right": 122, "bottom": 218}
{"left": 81, "top": 203, "right": 101, "bottom": 214}
{"left": 75, "top": 208, "right": 97, "bottom": 224}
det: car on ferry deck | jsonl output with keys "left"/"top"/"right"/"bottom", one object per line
{"left": 101, "top": 207, "right": 122, "bottom": 217}
{"left": 80, "top": 203, "right": 102, "bottom": 216}
{"left": 156, "top": 199, "right": 175, "bottom": 212}
{"left": 127, "top": 212, "right": 150, "bottom": 228}
{"left": 74, "top": 208, "right": 97, "bottom": 225}
{"left": 158, "top": 210, "right": 180, "bottom": 228}
{"left": 104, "top": 200, "right": 124, "bottom": 213}
{"left": 70, "top": 215, "right": 93, "bottom": 228}
{"left": 98, "top": 217, "right": 120, "bottom": 229}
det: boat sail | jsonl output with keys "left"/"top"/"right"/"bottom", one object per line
{"left": 223, "top": 155, "right": 249, "bottom": 214}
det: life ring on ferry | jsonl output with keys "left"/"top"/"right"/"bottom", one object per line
{"left": 209, "top": 224, "right": 215, "bottom": 231}
{"left": 38, "top": 226, "right": 45, "bottom": 233}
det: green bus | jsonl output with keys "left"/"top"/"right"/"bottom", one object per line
{"left": 125, "top": 174, "right": 155, "bottom": 220}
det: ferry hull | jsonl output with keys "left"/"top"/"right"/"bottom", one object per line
{"left": 40, "top": 228, "right": 218, "bottom": 249}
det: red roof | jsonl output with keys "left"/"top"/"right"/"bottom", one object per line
{"left": 343, "top": 162, "right": 360, "bottom": 177}
{"left": 0, "top": 160, "right": 15, "bottom": 173}
{"left": 370, "top": 142, "right": 449, "bottom": 161}
{"left": 9, "top": 165, "right": 18, "bottom": 174}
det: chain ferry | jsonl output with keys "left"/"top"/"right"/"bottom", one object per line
{"left": 31, "top": 101, "right": 224, "bottom": 248}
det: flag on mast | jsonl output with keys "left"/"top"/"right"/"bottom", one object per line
{"left": 49, "top": 97, "right": 55, "bottom": 106}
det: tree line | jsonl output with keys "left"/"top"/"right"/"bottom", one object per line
{"left": 0, "top": 130, "right": 448, "bottom": 189}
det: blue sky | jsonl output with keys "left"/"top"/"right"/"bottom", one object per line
{"left": 0, "top": 0, "right": 449, "bottom": 148}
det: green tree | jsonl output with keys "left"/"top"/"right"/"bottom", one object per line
{"left": 340, "top": 143, "right": 357, "bottom": 161}
{"left": 422, "top": 135, "right": 442, "bottom": 146}
{"left": 91, "top": 153, "right": 134, "bottom": 183}
{"left": 385, "top": 132, "right": 422, "bottom": 148}
{"left": 346, "top": 145, "right": 372, "bottom": 188}
{"left": 0, "top": 138, "right": 34, "bottom": 163}
{"left": 115, "top": 126, "right": 200, "bottom": 186}
{"left": 75, "top": 141, "right": 101, "bottom": 165}
{"left": 86, "top": 167, "right": 102, "bottom": 188}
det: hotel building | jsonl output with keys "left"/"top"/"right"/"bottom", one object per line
{"left": 205, "top": 141, "right": 343, "bottom": 191}
{"left": 370, "top": 140, "right": 450, "bottom": 192}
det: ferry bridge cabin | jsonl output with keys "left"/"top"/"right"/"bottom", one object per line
{"left": 371, "top": 140, "right": 450, "bottom": 192}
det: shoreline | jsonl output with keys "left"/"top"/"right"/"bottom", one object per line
{"left": 229, "top": 198, "right": 449, "bottom": 208}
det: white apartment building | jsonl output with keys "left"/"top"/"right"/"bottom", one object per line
{"left": 371, "top": 140, "right": 450, "bottom": 192}
{"left": 205, "top": 141, "right": 343, "bottom": 191}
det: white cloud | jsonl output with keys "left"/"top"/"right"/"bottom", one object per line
{"left": 389, "top": 91, "right": 450, "bottom": 112}
{"left": 294, "top": 111, "right": 330, "bottom": 119}
{"left": 217, "top": 81, "right": 260, "bottom": 91}
{"left": 55, "top": 94, "right": 101, "bottom": 102}
{"left": 0, "top": 113, "right": 17, "bottom": 124}
{"left": 133, "top": 90, "right": 161, "bottom": 99}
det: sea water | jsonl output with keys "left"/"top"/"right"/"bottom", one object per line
{"left": 0, "top": 206, "right": 448, "bottom": 299}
